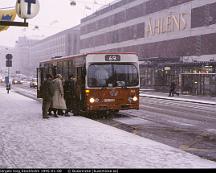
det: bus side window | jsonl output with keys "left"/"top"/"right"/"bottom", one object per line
{"left": 77, "top": 67, "right": 85, "bottom": 107}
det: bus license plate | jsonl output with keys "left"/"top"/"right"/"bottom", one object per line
{"left": 104, "top": 99, "right": 115, "bottom": 102}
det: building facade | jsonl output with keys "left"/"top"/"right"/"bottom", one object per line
{"left": 80, "top": 0, "right": 216, "bottom": 96}
{"left": 14, "top": 37, "right": 39, "bottom": 76}
{"left": 29, "top": 25, "right": 80, "bottom": 76}
{"left": 14, "top": 25, "right": 80, "bottom": 77}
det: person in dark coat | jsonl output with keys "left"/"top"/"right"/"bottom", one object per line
{"left": 64, "top": 75, "right": 76, "bottom": 116}
{"left": 40, "top": 74, "right": 54, "bottom": 119}
{"left": 169, "top": 81, "right": 179, "bottom": 97}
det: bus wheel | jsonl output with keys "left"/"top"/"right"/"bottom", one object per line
{"left": 91, "top": 111, "right": 107, "bottom": 119}
{"left": 85, "top": 111, "right": 97, "bottom": 119}
{"left": 113, "top": 110, "right": 119, "bottom": 114}
{"left": 107, "top": 110, "right": 119, "bottom": 119}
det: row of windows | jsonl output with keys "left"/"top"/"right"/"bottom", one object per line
{"left": 43, "top": 61, "right": 76, "bottom": 81}
{"left": 81, "top": 0, "right": 192, "bottom": 35}
{"left": 140, "top": 65, "right": 216, "bottom": 95}
{"left": 96, "top": 32, "right": 216, "bottom": 60}
{"left": 31, "top": 45, "right": 66, "bottom": 57}
{"left": 31, "top": 35, "right": 68, "bottom": 62}
{"left": 81, "top": 22, "right": 145, "bottom": 49}
{"left": 31, "top": 32, "right": 80, "bottom": 60}
{"left": 81, "top": 2, "right": 216, "bottom": 50}
{"left": 191, "top": 3, "right": 216, "bottom": 28}
{"left": 81, "top": 0, "right": 131, "bottom": 23}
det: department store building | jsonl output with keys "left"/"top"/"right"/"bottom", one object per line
{"left": 80, "top": 0, "right": 216, "bottom": 96}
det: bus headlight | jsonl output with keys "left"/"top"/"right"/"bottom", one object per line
{"left": 85, "top": 90, "right": 90, "bottom": 94}
{"left": 89, "top": 98, "right": 95, "bottom": 103}
{"left": 132, "top": 96, "right": 138, "bottom": 102}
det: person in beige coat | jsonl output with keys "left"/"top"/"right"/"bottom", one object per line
{"left": 52, "top": 74, "right": 67, "bottom": 116}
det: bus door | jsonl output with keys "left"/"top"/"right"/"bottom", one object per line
{"left": 37, "top": 67, "right": 44, "bottom": 98}
{"left": 76, "top": 67, "right": 86, "bottom": 110}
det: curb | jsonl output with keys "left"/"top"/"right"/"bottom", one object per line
{"left": 13, "top": 90, "right": 42, "bottom": 103}
{"left": 140, "top": 94, "right": 216, "bottom": 105}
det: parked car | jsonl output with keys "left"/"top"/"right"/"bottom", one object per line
{"left": 0, "top": 77, "right": 3, "bottom": 83}
{"left": 12, "top": 78, "right": 24, "bottom": 84}
{"left": 30, "top": 78, "right": 37, "bottom": 88}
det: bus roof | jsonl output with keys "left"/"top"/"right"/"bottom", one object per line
{"left": 39, "top": 52, "right": 137, "bottom": 64}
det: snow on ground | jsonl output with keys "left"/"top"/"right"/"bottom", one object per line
{"left": 140, "top": 93, "right": 216, "bottom": 105}
{"left": 0, "top": 87, "right": 216, "bottom": 168}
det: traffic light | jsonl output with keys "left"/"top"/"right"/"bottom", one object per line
{"left": 6, "top": 54, "right": 13, "bottom": 67}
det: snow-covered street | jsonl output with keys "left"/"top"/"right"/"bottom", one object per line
{"left": 0, "top": 87, "right": 216, "bottom": 168}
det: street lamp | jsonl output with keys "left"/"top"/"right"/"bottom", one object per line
{"left": 70, "top": 0, "right": 76, "bottom": 6}
{"left": 69, "top": 0, "right": 107, "bottom": 7}
{"left": 5, "top": 53, "right": 13, "bottom": 94}
{"left": 69, "top": 0, "right": 108, "bottom": 17}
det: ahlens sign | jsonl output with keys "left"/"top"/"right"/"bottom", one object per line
{"left": 16, "top": 0, "right": 40, "bottom": 19}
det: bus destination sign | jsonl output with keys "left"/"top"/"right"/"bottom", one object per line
{"left": 105, "top": 55, "right": 121, "bottom": 62}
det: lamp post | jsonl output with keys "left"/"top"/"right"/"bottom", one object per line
{"left": 5, "top": 54, "right": 13, "bottom": 94}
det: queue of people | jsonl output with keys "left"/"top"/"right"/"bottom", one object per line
{"left": 40, "top": 73, "right": 78, "bottom": 119}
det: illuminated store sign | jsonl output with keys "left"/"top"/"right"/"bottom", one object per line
{"left": 146, "top": 12, "right": 188, "bottom": 37}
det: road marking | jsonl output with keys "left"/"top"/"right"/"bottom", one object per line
{"left": 180, "top": 146, "right": 215, "bottom": 152}
{"left": 167, "top": 120, "right": 195, "bottom": 127}
{"left": 114, "top": 117, "right": 152, "bottom": 126}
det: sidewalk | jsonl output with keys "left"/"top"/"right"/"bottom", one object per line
{"left": 140, "top": 89, "right": 216, "bottom": 105}
{"left": 0, "top": 87, "right": 216, "bottom": 168}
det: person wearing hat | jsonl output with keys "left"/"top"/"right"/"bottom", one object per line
{"left": 52, "top": 74, "right": 67, "bottom": 116}
{"left": 40, "top": 74, "right": 54, "bottom": 119}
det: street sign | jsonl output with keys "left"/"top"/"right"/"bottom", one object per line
{"left": 16, "top": 0, "right": 40, "bottom": 19}
{"left": 0, "top": 9, "right": 17, "bottom": 31}
{"left": 5, "top": 76, "right": 9, "bottom": 84}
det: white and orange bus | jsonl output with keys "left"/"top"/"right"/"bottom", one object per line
{"left": 37, "top": 52, "right": 140, "bottom": 115}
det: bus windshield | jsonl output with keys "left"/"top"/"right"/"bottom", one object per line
{"left": 87, "top": 63, "right": 139, "bottom": 87}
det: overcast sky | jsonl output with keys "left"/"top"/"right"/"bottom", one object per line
{"left": 0, "top": 0, "right": 114, "bottom": 47}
